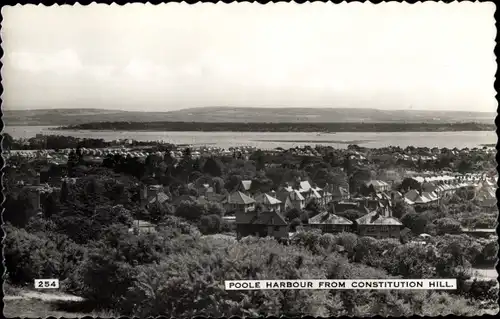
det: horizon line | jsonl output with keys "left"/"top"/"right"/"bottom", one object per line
{"left": 3, "top": 106, "right": 497, "bottom": 114}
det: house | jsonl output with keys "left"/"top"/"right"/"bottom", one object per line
{"left": 147, "top": 191, "right": 170, "bottom": 208}
{"left": 308, "top": 211, "right": 353, "bottom": 233}
{"left": 222, "top": 190, "right": 256, "bottom": 214}
{"left": 277, "top": 189, "right": 306, "bottom": 211}
{"left": 332, "top": 185, "right": 350, "bottom": 202}
{"left": 404, "top": 189, "right": 438, "bottom": 207}
{"left": 255, "top": 192, "right": 282, "bottom": 213}
{"left": 235, "top": 209, "right": 288, "bottom": 240}
{"left": 192, "top": 183, "right": 214, "bottom": 196}
{"left": 304, "top": 187, "right": 323, "bottom": 205}
{"left": 129, "top": 219, "right": 156, "bottom": 234}
{"left": 321, "top": 183, "right": 335, "bottom": 205}
{"left": 474, "top": 179, "right": 497, "bottom": 211}
{"left": 142, "top": 186, "right": 170, "bottom": 209}
{"left": 355, "top": 209, "right": 403, "bottom": 239}
{"left": 364, "top": 180, "right": 391, "bottom": 193}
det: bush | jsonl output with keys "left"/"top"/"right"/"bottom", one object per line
{"left": 4, "top": 225, "right": 62, "bottom": 285}
{"left": 434, "top": 217, "right": 462, "bottom": 235}
{"left": 120, "top": 237, "right": 333, "bottom": 317}
{"left": 198, "top": 214, "right": 223, "bottom": 234}
{"left": 175, "top": 201, "right": 207, "bottom": 222}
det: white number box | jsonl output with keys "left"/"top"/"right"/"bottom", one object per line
{"left": 34, "top": 279, "right": 59, "bottom": 289}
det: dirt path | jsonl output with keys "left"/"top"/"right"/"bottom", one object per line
{"left": 4, "top": 291, "right": 84, "bottom": 302}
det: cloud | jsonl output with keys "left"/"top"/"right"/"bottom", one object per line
{"left": 9, "top": 49, "right": 83, "bottom": 75}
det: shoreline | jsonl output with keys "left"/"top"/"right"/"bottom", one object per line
{"left": 53, "top": 121, "right": 495, "bottom": 133}
{"left": 50, "top": 128, "right": 496, "bottom": 133}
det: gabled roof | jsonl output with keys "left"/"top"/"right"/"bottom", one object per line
{"left": 333, "top": 186, "right": 349, "bottom": 196}
{"left": 224, "top": 191, "right": 256, "bottom": 205}
{"left": 310, "top": 189, "right": 322, "bottom": 199}
{"left": 237, "top": 209, "right": 288, "bottom": 226}
{"left": 276, "top": 191, "right": 290, "bottom": 203}
{"left": 356, "top": 211, "right": 403, "bottom": 226}
{"left": 148, "top": 192, "right": 169, "bottom": 204}
{"left": 404, "top": 189, "right": 421, "bottom": 202}
{"left": 299, "top": 181, "right": 312, "bottom": 192}
{"left": 249, "top": 210, "right": 288, "bottom": 226}
{"left": 309, "top": 212, "right": 353, "bottom": 225}
{"left": 404, "top": 198, "right": 414, "bottom": 205}
{"left": 289, "top": 189, "right": 305, "bottom": 201}
{"left": 240, "top": 180, "right": 252, "bottom": 191}
{"left": 255, "top": 193, "right": 282, "bottom": 205}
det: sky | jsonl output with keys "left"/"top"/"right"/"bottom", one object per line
{"left": 1, "top": 2, "right": 497, "bottom": 112}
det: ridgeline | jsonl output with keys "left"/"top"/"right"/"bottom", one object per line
{"left": 58, "top": 121, "right": 495, "bottom": 132}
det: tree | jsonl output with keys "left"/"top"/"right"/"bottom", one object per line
{"left": 198, "top": 214, "right": 223, "bottom": 234}
{"left": 203, "top": 157, "right": 224, "bottom": 177}
{"left": 224, "top": 174, "right": 242, "bottom": 192}
{"left": 391, "top": 199, "right": 412, "bottom": 219}
{"left": 285, "top": 208, "right": 302, "bottom": 222}
{"left": 43, "top": 192, "right": 60, "bottom": 218}
{"left": 360, "top": 184, "right": 376, "bottom": 196}
{"left": 67, "top": 150, "right": 79, "bottom": 177}
{"left": 147, "top": 202, "right": 173, "bottom": 223}
{"left": 2, "top": 133, "right": 15, "bottom": 150}
{"left": 3, "top": 192, "right": 35, "bottom": 228}
{"left": 349, "top": 169, "right": 372, "bottom": 195}
{"left": 476, "top": 241, "right": 498, "bottom": 266}
{"left": 401, "top": 211, "right": 431, "bottom": 235}
{"left": 4, "top": 225, "right": 63, "bottom": 285}
{"left": 401, "top": 178, "right": 422, "bottom": 192}
{"left": 175, "top": 201, "right": 207, "bottom": 222}
{"left": 289, "top": 218, "right": 302, "bottom": 232}
{"left": 343, "top": 155, "right": 353, "bottom": 176}
{"left": 305, "top": 198, "right": 320, "bottom": 215}
{"left": 457, "top": 159, "right": 472, "bottom": 174}
{"left": 250, "top": 149, "right": 266, "bottom": 171}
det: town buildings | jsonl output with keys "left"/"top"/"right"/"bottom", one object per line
{"left": 308, "top": 211, "right": 353, "bottom": 233}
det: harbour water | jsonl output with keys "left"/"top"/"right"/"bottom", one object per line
{"left": 3, "top": 126, "right": 496, "bottom": 150}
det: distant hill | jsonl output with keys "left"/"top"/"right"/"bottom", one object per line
{"left": 1, "top": 107, "right": 495, "bottom": 126}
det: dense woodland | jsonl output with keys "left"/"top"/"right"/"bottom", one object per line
{"left": 60, "top": 121, "right": 495, "bottom": 132}
{"left": 1, "top": 133, "right": 170, "bottom": 151}
{"left": 2, "top": 134, "right": 498, "bottom": 317}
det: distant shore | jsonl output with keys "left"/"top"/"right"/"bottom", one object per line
{"left": 57, "top": 122, "right": 495, "bottom": 133}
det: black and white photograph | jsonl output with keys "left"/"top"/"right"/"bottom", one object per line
{"left": 1, "top": 2, "right": 498, "bottom": 317}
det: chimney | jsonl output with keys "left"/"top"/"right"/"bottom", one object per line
{"left": 385, "top": 205, "right": 392, "bottom": 217}
{"left": 141, "top": 185, "right": 148, "bottom": 201}
{"left": 34, "top": 173, "right": 40, "bottom": 186}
